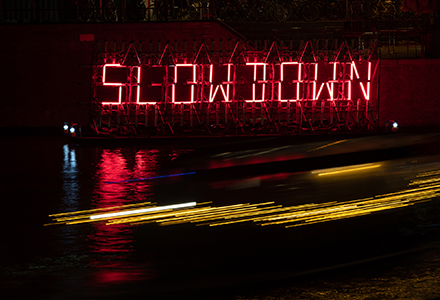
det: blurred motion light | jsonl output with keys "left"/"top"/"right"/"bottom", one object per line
{"left": 90, "top": 201, "right": 197, "bottom": 220}
{"left": 312, "top": 163, "right": 381, "bottom": 176}
{"left": 47, "top": 166, "right": 440, "bottom": 228}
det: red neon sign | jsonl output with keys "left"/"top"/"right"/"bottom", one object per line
{"left": 278, "top": 62, "right": 319, "bottom": 101}
{"left": 208, "top": 63, "right": 233, "bottom": 102}
{"left": 246, "top": 62, "right": 267, "bottom": 102}
{"left": 279, "top": 62, "right": 300, "bottom": 101}
{"left": 133, "top": 66, "right": 142, "bottom": 104}
{"left": 358, "top": 61, "right": 372, "bottom": 100}
{"left": 172, "top": 64, "right": 197, "bottom": 103}
{"left": 138, "top": 66, "right": 167, "bottom": 104}
{"left": 101, "top": 64, "right": 126, "bottom": 105}
{"left": 98, "top": 61, "right": 374, "bottom": 105}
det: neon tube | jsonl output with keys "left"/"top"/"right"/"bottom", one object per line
{"left": 209, "top": 64, "right": 232, "bottom": 102}
{"left": 278, "top": 62, "right": 300, "bottom": 102}
{"left": 102, "top": 86, "right": 123, "bottom": 105}
{"left": 173, "top": 64, "right": 197, "bottom": 103}
{"left": 246, "top": 62, "right": 267, "bottom": 102}
{"left": 97, "top": 61, "right": 373, "bottom": 104}
{"left": 312, "top": 63, "right": 318, "bottom": 100}
{"left": 359, "top": 62, "right": 372, "bottom": 100}
{"left": 102, "top": 64, "right": 125, "bottom": 86}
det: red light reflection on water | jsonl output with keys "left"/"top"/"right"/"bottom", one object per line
{"left": 87, "top": 149, "right": 160, "bottom": 284}
{"left": 208, "top": 153, "right": 304, "bottom": 169}
{"left": 93, "top": 263, "right": 149, "bottom": 284}
{"left": 95, "top": 149, "right": 132, "bottom": 205}
{"left": 210, "top": 172, "right": 291, "bottom": 190}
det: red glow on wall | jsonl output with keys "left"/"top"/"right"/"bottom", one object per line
{"left": 98, "top": 60, "right": 375, "bottom": 105}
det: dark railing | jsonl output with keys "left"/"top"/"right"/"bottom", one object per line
{"left": 0, "top": 0, "right": 435, "bottom": 24}
{"left": 0, "top": 0, "right": 214, "bottom": 23}
{"left": 1, "top": 1, "right": 436, "bottom": 58}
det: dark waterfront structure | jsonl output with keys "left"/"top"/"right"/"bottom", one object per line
{"left": 2, "top": 0, "right": 440, "bottom": 133}
{"left": 2, "top": 2, "right": 440, "bottom": 300}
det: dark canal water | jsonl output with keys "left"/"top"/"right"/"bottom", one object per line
{"left": 1, "top": 134, "right": 440, "bottom": 300}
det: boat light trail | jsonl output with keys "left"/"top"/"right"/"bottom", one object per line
{"left": 307, "top": 140, "right": 347, "bottom": 152}
{"left": 312, "top": 163, "right": 381, "bottom": 176}
{"left": 90, "top": 202, "right": 197, "bottom": 219}
{"left": 104, "top": 171, "right": 196, "bottom": 184}
{"left": 46, "top": 169, "right": 440, "bottom": 228}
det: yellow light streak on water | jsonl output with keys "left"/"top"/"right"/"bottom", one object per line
{"left": 46, "top": 170, "right": 440, "bottom": 229}
{"left": 415, "top": 169, "right": 440, "bottom": 178}
{"left": 49, "top": 202, "right": 154, "bottom": 217}
{"left": 312, "top": 163, "right": 381, "bottom": 176}
{"left": 307, "top": 140, "right": 347, "bottom": 152}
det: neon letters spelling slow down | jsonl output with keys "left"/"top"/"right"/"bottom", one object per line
{"left": 101, "top": 61, "right": 372, "bottom": 105}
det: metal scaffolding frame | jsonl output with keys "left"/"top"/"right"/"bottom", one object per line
{"left": 87, "top": 38, "right": 380, "bottom": 136}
